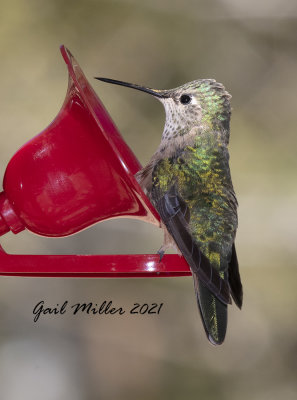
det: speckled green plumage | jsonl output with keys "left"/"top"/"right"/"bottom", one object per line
{"left": 198, "top": 81, "right": 230, "bottom": 129}
{"left": 154, "top": 134, "right": 237, "bottom": 265}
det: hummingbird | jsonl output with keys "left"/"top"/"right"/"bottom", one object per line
{"left": 95, "top": 77, "right": 243, "bottom": 345}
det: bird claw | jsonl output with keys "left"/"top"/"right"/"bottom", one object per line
{"left": 157, "top": 248, "right": 165, "bottom": 262}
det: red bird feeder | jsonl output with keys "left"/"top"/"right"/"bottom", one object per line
{"left": 0, "top": 46, "right": 190, "bottom": 278}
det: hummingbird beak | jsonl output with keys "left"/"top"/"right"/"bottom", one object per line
{"left": 94, "top": 77, "right": 169, "bottom": 99}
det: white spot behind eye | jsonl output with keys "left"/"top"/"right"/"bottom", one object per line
{"left": 190, "top": 96, "right": 200, "bottom": 107}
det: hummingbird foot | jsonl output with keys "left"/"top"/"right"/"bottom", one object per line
{"left": 157, "top": 223, "right": 183, "bottom": 262}
{"left": 157, "top": 242, "right": 181, "bottom": 262}
{"left": 157, "top": 248, "right": 165, "bottom": 262}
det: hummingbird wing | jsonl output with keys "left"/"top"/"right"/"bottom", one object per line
{"left": 154, "top": 184, "right": 231, "bottom": 306}
{"left": 228, "top": 244, "right": 243, "bottom": 309}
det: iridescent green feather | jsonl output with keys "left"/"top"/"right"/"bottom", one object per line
{"left": 155, "top": 134, "right": 237, "bottom": 266}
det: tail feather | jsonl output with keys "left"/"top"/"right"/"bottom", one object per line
{"left": 193, "top": 274, "right": 228, "bottom": 345}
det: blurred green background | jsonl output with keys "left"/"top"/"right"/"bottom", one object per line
{"left": 0, "top": 0, "right": 297, "bottom": 399}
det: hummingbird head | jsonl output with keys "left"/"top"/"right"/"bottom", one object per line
{"left": 95, "top": 78, "right": 231, "bottom": 145}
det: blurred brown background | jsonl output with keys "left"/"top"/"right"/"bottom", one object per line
{"left": 0, "top": 0, "right": 297, "bottom": 399}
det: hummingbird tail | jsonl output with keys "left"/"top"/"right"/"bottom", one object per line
{"left": 193, "top": 273, "right": 228, "bottom": 345}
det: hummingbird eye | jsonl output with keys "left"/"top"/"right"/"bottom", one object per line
{"left": 180, "top": 94, "right": 191, "bottom": 105}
